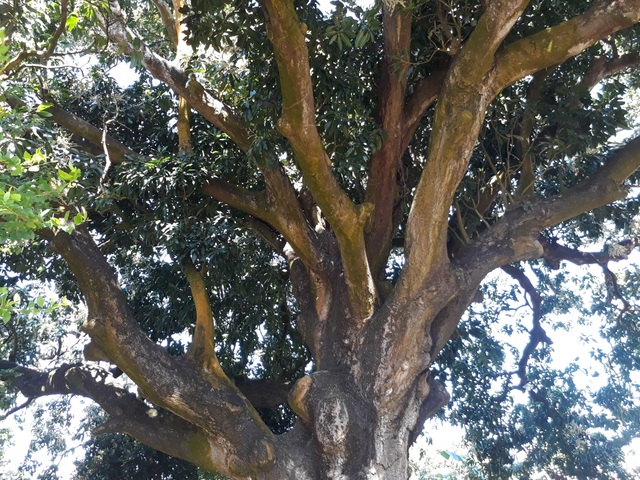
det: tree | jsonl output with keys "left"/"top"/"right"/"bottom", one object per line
{"left": 1, "top": 0, "right": 640, "bottom": 478}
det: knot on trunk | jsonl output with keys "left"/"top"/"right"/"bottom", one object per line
{"left": 289, "top": 371, "right": 374, "bottom": 477}
{"left": 289, "top": 372, "right": 369, "bottom": 458}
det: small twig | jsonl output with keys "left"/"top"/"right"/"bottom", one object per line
{"left": 0, "top": 397, "right": 35, "bottom": 421}
{"left": 601, "top": 264, "right": 631, "bottom": 312}
{"left": 20, "top": 63, "right": 84, "bottom": 71}
{"left": 100, "top": 105, "right": 120, "bottom": 187}
{"left": 501, "top": 265, "right": 552, "bottom": 390}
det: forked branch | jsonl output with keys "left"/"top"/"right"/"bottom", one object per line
{"left": 433, "top": 136, "right": 640, "bottom": 367}
{"left": 261, "top": 0, "right": 376, "bottom": 321}
{"left": 456, "top": 136, "right": 640, "bottom": 279}
{"left": 541, "top": 237, "right": 640, "bottom": 269}
{"left": 0, "top": 360, "right": 242, "bottom": 475}
{"left": 402, "top": 63, "right": 448, "bottom": 149}
{"left": 501, "top": 265, "right": 551, "bottom": 389}
{"left": 0, "top": 0, "right": 68, "bottom": 76}
{"left": 38, "top": 228, "right": 276, "bottom": 476}
{"left": 99, "top": 1, "right": 323, "bottom": 280}
{"left": 579, "top": 51, "right": 640, "bottom": 93}
{"left": 403, "top": 0, "right": 530, "bottom": 295}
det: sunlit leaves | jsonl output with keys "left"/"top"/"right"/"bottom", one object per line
{"left": 0, "top": 285, "right": 71, "bottom": 326}
{"left": 0, "top": 149, "right": 85, "bottom": 252}
{"left": 65, "top": 13, "right": 79, "bottom": 33}
{"left": 0, "top": 28, "right": 9, "bottom": 66}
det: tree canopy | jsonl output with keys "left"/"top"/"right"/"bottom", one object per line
{"left": 1, "top": 0, "right": 640, "bottom": 478}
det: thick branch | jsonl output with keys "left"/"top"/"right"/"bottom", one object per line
{"left": 601, "top": 264, "right": 631, "bottom": 312}
{"left": 359, "top": 3, "right": 534, "bottom": 411}
{"left": 0, "top": 361, "right": 243, "bottom": 475}
{"left": 541, "top": 237, "right": 640, "bottom": 269}
{"left": 493, "top": 0, "right": 640, "bottom": 91}
{"left": 47, "top": 0, "right": 69, "bottom": 58}
{"left": 432, "top": 136, "right": 640, "bottom": 363}
{"left": 172, "top": 0, "right": 190, "bottom": 63}
{"left": 243, "top": 217, "right": 286, "bottom": 255}
{"left": 428, "top": 285, "right": 486, "bottom": 365}
{"left": 260, "top": 0, "right": 350, "bottom": 219}
{"left": 183, "top": 262, "right": 225, "bottom": 376}
{"left": 537, "top": 135, "right": 640, "bottom": 225}
{"left": 457, "top": 136, "right": 640, "bottom": 275}
{"left": 516, "top": 48, "right": 639, "bottom": 196}
{"left": 436, "top": 82, "right": 640, "bottom": 300}
{"left": 151, "top": 0, "right": 178, "bottom": 47}
{"left": 4, "top": 95, "right": 136, "bottom": 164}
{"left": 177, "top": 95, "right": 192, "bottom": 153}
{"left": 261, "top": 0, "right": 376, "bottom": 321}
{"left": 580, "top": 51, "right": 640, "bottom": 92}
{"left": 199, "top": 180, "right": 265, "bottom": 219}
{"left": 172, "top": 0, "right": 193, "bottom": 156}
{"left": 99, "top": 2, "right": 325, "bottom": 297}
{"left": 402, "top": 64, "right": 448, "bottom": 150}
{"left": 365, "top": 7, "right": 412, "bottom": 279}
{"left": 408, "top": 377, "right": 450, "bottom": 445}
{"left": 403, "top": 0, "right": 530, "bottom": 296}
{"left": 409, "top": 6, "right": 640, "bottom": 299}
{"left": 100, "top": 1, "right": 323, "bottom": 282}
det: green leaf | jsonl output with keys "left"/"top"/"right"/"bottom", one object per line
{"left": 57, "top": 168, "right": 79, "bottom": 182}
{"left": 354, "top": 29, "right": 368, "bottom": 48}
{"left": 66, "top": 15, "right": 79, "bottom": 32}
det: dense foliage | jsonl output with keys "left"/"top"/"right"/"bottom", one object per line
{"left": 1, "top": 0, "right": 640, "bottom": 479}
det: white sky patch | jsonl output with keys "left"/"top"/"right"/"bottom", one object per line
{"left": 318, "top": 0, "right": 376, "bottom": 15}
{"left": 2, "top": 396, "right": 90, "bottom": 478}
{"left": 108, "top": 62, "right": 138, "bottom": 89}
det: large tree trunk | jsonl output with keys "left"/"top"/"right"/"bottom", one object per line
{"left": 33, "top": 228, "right": 450, "bottom": 479}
